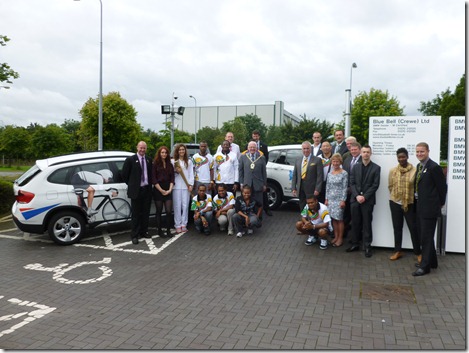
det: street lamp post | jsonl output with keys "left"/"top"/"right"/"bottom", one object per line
{"left": 74, "top": 0, "right": 103, "bottom": 150}
{"left": 189, "top": 95, "right": 197, "bottom": 143}
{"left": 344, "top": 62, "right": 357, "bottom": 137}
{"left": 161, "top": 93, "right": 185, "bottom": 150}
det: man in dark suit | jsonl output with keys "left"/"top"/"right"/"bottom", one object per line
{"left": 122, "top": 141, "right": 153, "bottom": 244}
{"left": 412, "top": 142, "right": 447, "bottom": 276}
{"left": 331, "top": 129, "right": 349, "bottom": 156}
{"left": 346, "top": 145, "right": 381, "bottom": 257}
{"left": 248, "top": 130, "right": 272, "bottom": 216}
{"left": 292, "top": 141, "right": 324, "bottom": 211}
{"left": 312, "top": 131, "right": 323, "bottom": 157}
{"left": 238, "top": 141, "right": 267, "bottom": 212}
{"left": 342, "top": 141, "right": 362, "bottom": 236}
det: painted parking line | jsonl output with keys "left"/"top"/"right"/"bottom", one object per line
{"left": 0, "top": 297, "right": 56, "bottom": 338}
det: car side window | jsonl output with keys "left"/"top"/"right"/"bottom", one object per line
{"left": 285, "top": 149, "right": 302, "bottom": 166}
{"left": 268, "top": 150, "right": 279, "bottom": 163}
{"left": 47, "top": 167, "right": 70, "bottom": 185}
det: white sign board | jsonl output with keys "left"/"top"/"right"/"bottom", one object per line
{"left": 444, "top": 116, "right": 465, "bottom": 253}
{"left": 368, "top": 116, "right": 441, "bottom": 249}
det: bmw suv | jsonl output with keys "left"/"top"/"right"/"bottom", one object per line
{"left": 266, "top": 144, "right": 302, "bottom": 209}
{"left": 11, "top": 151, "right": 148, "bottom": 245}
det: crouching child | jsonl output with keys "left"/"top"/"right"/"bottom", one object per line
{"left": 295, "top": 196, "right": 333, "bottom": 249}
{"left": 232, "top": 185, "right": 262, "bottom": 238}
{"left": 191, "top": 184, "right": 213, "bottom": 235}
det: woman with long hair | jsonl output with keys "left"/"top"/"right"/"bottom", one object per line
{"left": 152, "top": 146, "right": 175, "bottom": 237}
{"left": 172, "top": 143, "right": 194, "bottom": 233}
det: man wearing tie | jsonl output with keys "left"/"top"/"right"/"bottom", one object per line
{"left": 122, "top": 141, "right": 153, "bottom": 244}
{"left": 331, "top": 129, "right": 349, "bottom": 156}
{"left": 342, "top": 142, "right": 362, "bottom": 234}
{"left": 346, "top": 145, "right": 381, "bottom": 257}
{"left": 412, "top": 142, "right": 447, "bottom": 276}
{"left": 238, "top": 141, "right": 267, "bottom": 210}
{"left": 292, "top": 141, "right": 324, "bottom": 211}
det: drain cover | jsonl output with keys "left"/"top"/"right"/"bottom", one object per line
{"left": 360, "top": 282, "right": 416, "bottom": 303}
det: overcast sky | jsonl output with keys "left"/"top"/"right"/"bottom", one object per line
{"left": 0, "top": 0, "right": 465, "bottom": 132}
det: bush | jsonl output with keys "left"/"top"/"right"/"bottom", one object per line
{"left": 0, "top": 179, "right": 15, "bottom": 215}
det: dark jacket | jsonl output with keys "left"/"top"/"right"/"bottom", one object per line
{"left": 122, "top": 153, "right": 153, "bottom": 199}
{"left": 415, "top": 158, "right": 447, "bottom": 218}
{"left": 350, "top": 160, "right": 381, "bottom": 205}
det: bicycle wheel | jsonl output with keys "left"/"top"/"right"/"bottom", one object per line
{"left": 102, "top": 198, "right": 132, "bottom": 222}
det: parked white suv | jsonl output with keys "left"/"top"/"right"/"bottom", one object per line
{"left": 266, "top": 144, "right": 302, "bottom": 209}
{"left": 11, "top": 151, "right": 149, "bottom": 245}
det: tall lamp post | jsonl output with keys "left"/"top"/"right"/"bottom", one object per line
{"left": 189, "top": 95, "right": 197, "bottom": 143}
{"left": 344, "top": 62, "right": 357, "bottom": 137}
{"left": 161, "top": 93, "right": 185, "bottom": 150}
{"left": 74, "top": 0, "right": 103, "bottom": 150}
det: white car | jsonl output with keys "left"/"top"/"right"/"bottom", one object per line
{"left": 11, "top": 151, "right": 153, "bottom": 245}
{"left": 266, "top": 144, "right": 303, "bottom": 209}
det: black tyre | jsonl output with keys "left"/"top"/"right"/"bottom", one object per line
{"left": 267, "top": 181, "right": 283, "bottom": 210}
{"left": 48, "top": 211, "right": 86, "bottom": 245}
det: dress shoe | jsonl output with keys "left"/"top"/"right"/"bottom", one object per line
{"left": 412, "top": 268, "right": 430, "bottom": 276}
{"left": 365, "top": 247, "right": 372, "bottom": 257}
{"left": 346, "top": 245, "right": 360, "bottom": 252}
{"left": 143, "top": 233, "right": 151, "bottom": 239}
{"left": 265, "top": 209, "right": 273, "bottom": 216}
{"left": 389, "top": 251, "right": 402, "bottom": 261}
{"left": 131, "top": 238, "right": 138, "bottom": 245}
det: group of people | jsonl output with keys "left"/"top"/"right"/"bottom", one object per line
{"left": 121, "top": 130, "right": 271, "bottom": 245}
{"left": 295, "top": 129, "right": 447, "bottom": 277}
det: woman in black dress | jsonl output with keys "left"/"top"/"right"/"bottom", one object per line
{"left": 152, "top": 146, "right": 175, "bottom": 237}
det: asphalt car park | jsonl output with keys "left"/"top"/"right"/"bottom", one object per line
{"left": 0, "top": 199, "right": 465, "bottom": 349}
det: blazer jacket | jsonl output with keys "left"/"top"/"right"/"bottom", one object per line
{"left": 343, "top": 154, "right": 362, "bottom": 186}
{"left": 122, "top": 153, "right": 153, "bottom": 199}
{"left": 292, "top": 154, "right": 324, "bottom": 195}
{"left": 238, "top": 152, "right": 267, "bottom": 192}
{"left": 350, "top": 160, "right": 381, "bottom": 205}
{"left": 331, "top": 141, "right": 349, "bottom": 156}
{"left": 415, "top": 158, "right": 447, "bottom": 219}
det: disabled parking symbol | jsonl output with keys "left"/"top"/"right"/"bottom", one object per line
{"left": 24, "top": 257, "right": 112, "bottom": 284}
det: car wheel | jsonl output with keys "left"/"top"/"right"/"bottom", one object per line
{"left": 267, "top": 182, "right": 283, "bottom": 210}
{"left": 48, "top": 211, "right": 86, "bottom": 245}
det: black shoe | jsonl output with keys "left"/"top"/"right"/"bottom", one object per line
{"left": 132, "top": 238, "right": 138, "bottom": 245}
{"left": 143, "top": 233, "right": 151, "bottom": 239}
{"left": 365, "top": 247, "right": 372, "bottom": 258}
{"left": 265, "top": 209, "right": 273, "bottom": 216}
{"left": 346, "top": 245, "right": 360, "bottom": 252}
{"left": 415, "top": 262, "right": 421, "bottom": 268}
{"left": 412, "top": 268, "right": 430, "bottom": 276}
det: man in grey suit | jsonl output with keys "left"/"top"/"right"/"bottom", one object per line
{"left": 292, "top": 141, "right": 324, "bottom": 211}
{"left": 346, "top": 145, "right": 381, "bottom": 257}
{"left": 331, "top": 129, "right": 349, "bottom": 156}
{"left": 238, "top": 141, "right": 267, "bottom": 209}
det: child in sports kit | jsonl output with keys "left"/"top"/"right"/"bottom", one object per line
{"left": 212, "top": 183, "right": 236, "bottom": 235}
{"left": 295, "top": 196, "right": 333, "bottom": 249}
{"left": 191, "top": 184, "right": 213, "bottom": 235}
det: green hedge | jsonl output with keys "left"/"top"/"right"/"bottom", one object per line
{"left": 0, "top": 179, "right": 15, "bottom": 215}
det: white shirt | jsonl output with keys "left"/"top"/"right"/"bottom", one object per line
{"left": 192, "top": 152, "right": 214, "bottom": 183}
{"left": 216, "top": 142, "right": 241, "bottom": 160}
{"left": 212, "top": 191, "right": 235, "bottom": 211}
{"left": 172, "top": 158, "right": 194, "bottom": 190}
{"left": 213, "top": 151, "right": 239, "bottom": 184}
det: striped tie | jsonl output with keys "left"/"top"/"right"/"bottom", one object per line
{"left": 301, "top": 157, "right": 307, "bottom": 179}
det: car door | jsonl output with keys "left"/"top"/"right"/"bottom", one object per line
{"left": 267, "top": 148, "right": 294, "bottom": 197}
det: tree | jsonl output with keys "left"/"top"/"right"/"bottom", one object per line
{"left": 235, "top": 114, "right": 268, "bottom": 142}
{"left": 61, "top": 119, "right": 82, "bottom": 153}
{"left": 0, "top": 125, "right": 30, "bottom": 166}
{"left": 197, "top": 126, "right": 222, "bottom": 154}
{"left": 0, "top": 35, "right": 20, "bottom": 84}
{"left": 30, "top": 124, "right": 74, "bottom": 158}
{"left": 78, "top": 91, "right": 142, "bottom": 151}
{"left": 419, "top": 73, "right": 465, "bottom": 159}
{"left": 351, "top": 88, "right": 405, "bottom": 145}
